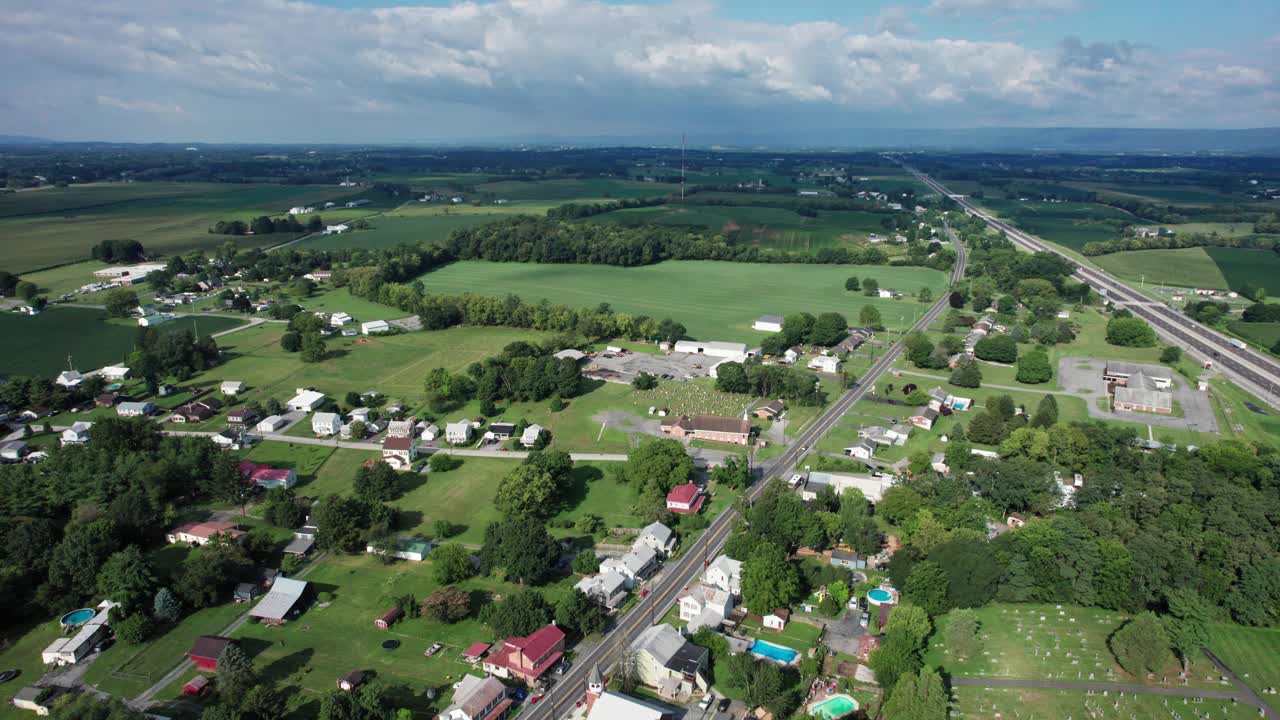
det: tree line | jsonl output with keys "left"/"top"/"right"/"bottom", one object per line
{"left": 1082, "top": 231, "right": 1280, "bottom": 256}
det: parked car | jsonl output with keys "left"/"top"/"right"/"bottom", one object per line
{"left": 698, "top": 693, "right": 715, "bottom": 711}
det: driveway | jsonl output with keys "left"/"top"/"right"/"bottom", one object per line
{"left": 1058, "top": 356, "right": 1218, "bottom": 433}
{"left": 822, "top": 611, "right": 866, "bottom": 658}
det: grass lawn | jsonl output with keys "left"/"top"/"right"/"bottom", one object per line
{"left": 1209, "top": 379, "right": 1280, "bottom": 450}
{"left": 738, "top": 617, "right": 824, "bottom": 654}
{"left": 413, "top": 260, "right": 948, "bottom": 344}
{"left": 0, "top": 621, "right": 65, "bottom": 720}
{"left": 223, "top": 553, "right": 578, "bottom": 717}
{"left": 242, "top": 442, "right": 341, "bottom": 491}
{"left": 952, "top": 686, "right": 1260, "bottom": 720}
{"left": 295, "top": 287, "right": 406, "bottom": 322}
{"left": 926, "top": 604, "right": 1219, "bottom": 688}
{"left": 0, "top": 308, "right": 246, "bottom": 380}
{"left": 1208, "top": 624, "right": 1280, "bottom": 713}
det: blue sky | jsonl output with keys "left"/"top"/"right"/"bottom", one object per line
{"left": 1, "top": 0, "right": 1276, "bottom": 142}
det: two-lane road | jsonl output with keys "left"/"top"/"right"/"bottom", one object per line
{"left": 522, "top": 215, "right": 967, "bottom": 720}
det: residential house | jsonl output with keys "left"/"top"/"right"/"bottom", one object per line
{"left": 752, "top": 315, "right": 784, "bottom": 333}
{"left": 678, "top": 584, "right": 733, "bottom": 632}
{"left": 801, "top": 471, "right": 894, "bottom": 503}
{"left": 837, "top": 329, "right": 871, "bottom": 354}
{"left": 171, "top": 399, "right": 221, "bottom": 423}
{"left": 116, "top": 401, "right": 154, "bottom": 417}
{"left": 419, "top": 423, "right": 440, "bottom": 442}
{"left": 0, "top": 440, "right": 28, "bottom": 461}
{"left": 908, "top": 406, "right": 938, "bottom": 430}
{"left": 189, "top": 636, "right": 236, "bottom": 671}
{"left": 808, "top": 355, "right": 841, "bottom": 373}
{"left": 877, "top": 288, "right": 897, "bottom": 299}
{"left": 672, "top": 340, "right": 750, "bottom": 359}
{"left": 753, "top": 399, "right": 785, "bottom": 420}
{"left": 98, "top": 365, "right": 131, "bottom": 380}
{"left": 482, "top": 623, "right": 565, "bottom": 685}
{"left": 783, "top": 346, "right": 802, "bottom": 364}
{"left": 486, "top": 422, "right": 516, "bottom": 441}
{"left": 885, "top": 423, "right": 911, "bottom": 445}
{"left": 440, "top": 674, "right": 513, "bottom": 720}
{"left": 574, "top": 571, "right": 629, "bottom": 610}
{"left": 665, "top": 483, "right": 705, "bottom": 514}
{"left": 221, "top": 381, "right": 246, "bottom": 396}
{"left": 381, "top": 435, "right": 417, "bottom": 469}
{"left": 366, "top": 537, "right": 431, "bottom": 562}
{"left": 211, "top": 428, "right": 246, "bottom": 450}
{"left": 234, "top": 583, "right": 262, "bottom": 602}
{"left": 60, "top": 422, "right": 92, "bottom": 446}
{"left": 288, "top": 388, "right": 327, "bottom": 413}
{"left": 361, "top": 320, "right": 391, "bottom": 335}
{"left": 631, "top": 623, "right": 709, "bottom": 699}
{"left": 519, "top": 424, "right": 544, "bottom": 448}
{"left": 239, "top": 461, "right": 297, "bottom": 490}
{"left": 257, "top": 415, "right": 286, "bottom": 433}
{"left": 660, "top": 415, "right": 751, "bottom": 446}
{"left": 324, "top": 224, "right": 349, "bottom": 235}
{"left": 55, "top": 370, "right": 84, "bottom": 387}
{"left": 635, "top": 522, "right": 676, "bottom": 557}
{"left": 348, "top": 407, "right": 372, "bottom": 423}
{"left": 927, "top": 387, "right": 952, "bottom": 412}
{"left": 599, "top": 545, "right": 658, "bottom": 588}
{"left": 830, "top": 549, "right": 866, "bottom": 570}
{"left": 167, "top": 520, "right": 244, "bottom": 545}
{"left": 312, "top": 412, "right": 342, "bottom": 436}
{"left": 303, "top": 270, "right": 333, "bottom": 282}
{"left": 95, "top": 393, "right": 119, "bottom": 408}
{"left": 705, "top": 555, "right": 743, "bottom": 596}
{"left": 446, "top": 421, "right": 473, "bottom": 444}
{"left": 385, "top": 418, "right": 416, "bottom": 438}
{"left": 763, "top": 609, "right": 790, "bottom": 631}
{"left": 845, "top": 440, "right": 875, "bottom": 461}
{"left": 1007, "top": 513, "right": 1027, "bottom": 528}
{"left": 227, "top": 407, "right": 258, "bottom": 427}
{"left": 329, "top": 312, "right": 353, "bottom": 327}
{"left": 931, "top": 453, "right": 949, "bottom": 474}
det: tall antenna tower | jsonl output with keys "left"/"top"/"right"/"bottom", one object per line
{"left": 680, "top": 133, "right": 686, "bottom": 202}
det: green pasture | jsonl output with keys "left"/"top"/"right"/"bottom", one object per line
{"left": 0, "top": 183, "right": 371, "bottom": 273}
{"left": 1208, "top": 624, "right": 1280, "bottom": 713}
{"left": 1093, "top": 247, "right": 1231, "bottom": 290}
{"left": 414, "top": 260, "right": 947, "bottom": 343}
{"left": 472, "top": 177, "right": 679, "bottom": 201}
{"left": 980, "top": 199, "right": 1133, "bottom": 251}
{"left": 0, "top": 308, "right": 245, "bottom": 380}
{"left": 952, "top": 686, "right": 1260, "bottom": 720}
{"left": 1067, "top": 181, "right": 1249, "bottom": 206}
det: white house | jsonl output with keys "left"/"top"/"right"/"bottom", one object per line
{"left": 329, "top": 312, "right": 353, "bottom": 327}
{"left": 257, "top": 415, "right": 287, "bottom": 433}
{"left": 673, "top": 340, "right": 749, "bottom": 359}
{"left": 288, "top": 389, "right": 326, "bottom": 412}
{"left": 312, "top": 412, "right": 342, "bottom": 436}
{"left": 288, "top": 206, "right": 314, "bottom": 215}
{"left": 885, "top": 424, "right": 911, "bottom": 445}
{"left": 445, "top": 421, "right": 473, "bottom": 444}
{"left": 845, "top": 440, "right": 876, "bottom": 461}
{"left": 61, "top": 422, "right": 93, "bottom": 446}
{"left": 753, "top": 315, "right": 784, "bottom": 333}
{"left": 808, "top": 355, "right": 841, "bottom": 373}
{"left": 361, "top": 320, "right": 391, "bottom": 335}
{"left": 138, "top": 312, "right": 176, "bottom": 327}
{"left": 221, "top": 381, "right": 246, "bottom": 396}
{"left": 634, "top": 522, "right": 676, "bottom": 557}
{"left": 116, "top": 401, "right": 154, "bottom": 417}
{"left": 678, "top": 584, "right": 733, "bottom": 632}
{"left": 99, "top": 365, "right": 131, "bottom": 380}
{"left": 877, "top": 288, "right": 897, "bottom": 299}
{"left": 599, "top": 546, "right": 658, "bottom": 588}
{"left": 349, "top": 407, "right": 372, "bottom": 422}
{"left": 783, "top": 346, "right": 803, "bottom": 364}
{"left": 55, "top": 370, "right": 84, "bottom": 388}
{"left": 574, "top": 571, "right": 629, "bottom": 610}
{"left": 519, "top": 424, "right": 544, "bottom": 448}
{"left": 704, "top": 555, "right": 742, "bottom": 596}
{"left": 419, "top": 423, "right": 440, "bottom": 442}
{"left": 763, "top": 609, "right": 790, "bottom": 631}
{"left": 211, "top": 428, "right": 246, "bottom": 450}
{"left": 323, "top": 224, "right": 349, "bottom": 235}
{"left": 382, "top": 435, "right": 417, "bottom": 468}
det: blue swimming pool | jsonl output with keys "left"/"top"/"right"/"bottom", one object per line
{"left": 60, "top": 608, "right": 96, "bottom": 629}
{"left": 867, "top": 588, "right": 893, "bottom": 605}
{"left": 750, "top": 639, "right": 799, "bottom": 664}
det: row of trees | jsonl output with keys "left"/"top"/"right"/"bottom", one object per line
{"left": 424, "top": 341, "right": 583, "bottom": 416}
{"left": 210, "top": 214, "right": 316, "bottom": 236}
{"left": 713, "top": 360, "right": 829, "bottom": 406}
{"left": 1082, "top": 231, "right": 1279, "bottom": 256}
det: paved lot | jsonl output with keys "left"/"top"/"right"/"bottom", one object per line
{"left": 1058, "top": 356, "right": 1218, "bottom": 433}
{"left": 587, "top": 351, "right": 713, "bottom": 382}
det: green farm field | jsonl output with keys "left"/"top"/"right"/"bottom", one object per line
{"left": 589, "top": 204, "right": 894, "bottom": 252}
{"left": 0, "top": 308, "right": 245, "bottom": 380}
{"left": 1204, "top": 247, "right": 1280, "bottom": 296}
{"left": 0, "top": 182, "right": 375, "bottom": 273}
{"left": 980, "top": 198, "right": 1133, "bottom": 251}
{"left": 472, "top": 177, "right": 679, "bottom": 201}
{"left": 415, "top": 261, "right": 948, "bottom": 343}
{"left": 1069, "top": 181, "right": 1245, "bottom": 206}
{"left": 1228, "top": 321, "right": 1280, "bottom": 350}
{"left": 1093, "top": 247, "right": 1231, "bottom": 290}
{"left": 1208, "top": 624, "right": 1280, "bottom": 713}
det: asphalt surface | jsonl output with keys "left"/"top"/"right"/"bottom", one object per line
{"left": 520, "top": 217, "right": 968, "bottom": 720}
{"left": 903, "top": 164, "right": 1280, "bottom": 409}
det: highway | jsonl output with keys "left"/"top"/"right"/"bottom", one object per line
{"left": 524, "top": 217, "right": 968, "bottom": 720}
{"left": 903, "top": 163, "right": 1280, "bottom": 409}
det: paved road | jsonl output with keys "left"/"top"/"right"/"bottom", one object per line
{"left": 521, "top": 213, "right": 968, "bottom": 720}
{"left": 903, "top": 163, "right": 1280, "bottom": 410}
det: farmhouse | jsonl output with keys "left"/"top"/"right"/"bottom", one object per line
{"left": 575, "top": 571, "right": 629, "bottom": 610}
{"left": 250, "top": 577, "right": 310, "bottom": 625}
{"left": 672, "top": 340, "right": 749, "bottom": 359}
{"left": 440, "top": 674, "right": 513, "bottom": 720}
{"left": 189, "top": 636, "right": 235, "bottom": 671}
{"left": 446, "top": 421, "right": 473, "bottom": 444}
{"left": 257, "top": 415, "right": 287, "bottom": 433}
{"left": 483, "top": 623, "right": 565, "bottom": 685}
{"left": 631, "top": 623, "right": 709, "bottom": 698}
{"left": 381, "top": 435, "right": 418, "bottom": 468}
{"left": 227, "top": 407, "right": 258, "bottom": 427}
{"left": 288, "top": 389, "right": 331, "bottom": 414}
{"left": 660, "top": 414, "right": 751, "bottom": 445}
{"left": 519, "top": 424, "right": 545, "bottom": 448}
{"left": 362, "top": 320, "right": 391, "bottom": 335}
{"left": 808, "top": 355, "right": 841, "bottom": 373}
{"left": 167, "top": 520, "right": 244, "bottom": 545}
{"left": 60, "top": 422, "right": 92, "bottom": 446}
{"left": 221, "top": 381, "right": 246, "bottom": 396}
{"left": 753, "top": 315, "right": 784, "bottom": 333}
{"left": 665, "top": 482, "right": 705, "bottom": 514}
{"left": 312, "top": 412, "right": 342, "bottom": 436}
{"left": 753, "top": 399, "right": 785, "bottom": 420}
{"left": 635, "top": 521, "right": 676, "bottom": 557}
{"left": 116, "top": 401, "right": 154, "bottom": 417}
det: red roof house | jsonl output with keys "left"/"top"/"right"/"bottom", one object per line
{"left": 665, "top": 483, "right": 706, "bottom": 515}
{"left": 167, "top": 521, "right": 244, "bottom": 546}
{"left": 189, "top": 636, "right": 235, "bottom": 671}
{"left": 482, "top": 623, "right": 565, "bottom": 685}
{"left": 237, "top": 461, "right": 297, "bottom": 490}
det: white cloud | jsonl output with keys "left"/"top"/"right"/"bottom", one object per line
{"left": 0, "top": 0, "right": 1273, "bottom": 141}
{"left": 926, "top": 0, "right": 1080, "bottom": 17}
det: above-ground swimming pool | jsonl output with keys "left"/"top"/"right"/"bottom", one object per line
{"left": 867, "top": 588, "right": 893, "bottom": 605}
{"left": 60, "top": 608, "right": 96, "bottom": 629}
{"left": 749, "top": 639, "right": 800, "bottom": 664}
{"left": 810, "top": 694, "right": 859, "bottom": 719}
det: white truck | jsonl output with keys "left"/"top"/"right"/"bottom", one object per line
{"left": 1229, "top": 338, "right": 1248, "bottom": 350}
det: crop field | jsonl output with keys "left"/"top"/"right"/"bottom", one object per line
{"left": 926, "top": 604, "right": 1219, "bottom": 686}
{"left": 472, "top": 177, "right": 679, "bottom": 201}
{"left": 0, "top": 308, "right": 245, "bottom": 380}
{"left": 1067, "top": 181, "right": 1249, "bottom": 206}
{"left": 981, "top": 198, "right": 1134, "bottom": 251}
{"left": 952, "top": 686, "right": 1259, "bottom": 720}
{"left": 0, "top": 182, "right": 375, "bottom": 273}
{"left": 1228, "top": 321, "right": 1280, "bottom": 350}
{"left": 1093, "top": 247, "right": 1231, "bottom": 290}
{"left": 415, "top": 260, "right": 947, "bottom": 343}
{"left": 1208, "top": 624, "right": 1280, "bottom": 713}
{"left": 1203, "top": 247, "right": 1280, "bottom": 295}
{"left": 183, "top": 323, "right": 549, "bottom": 406}
{"left": 588, "top": 204, "right": 894, "bottom": 252}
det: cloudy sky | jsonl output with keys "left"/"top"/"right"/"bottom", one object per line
{"left": 1, "top": 0, "right": 1277, "bottom": 142}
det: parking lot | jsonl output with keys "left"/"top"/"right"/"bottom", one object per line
{"left": 1057, "top": 356, "right": 1218, "bottom": 433}
{"left": 586, "top": 350, "right": 715, "bottom": 383}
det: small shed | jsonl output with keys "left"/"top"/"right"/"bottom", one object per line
{"left": 234, "top": 583, "right": 262, "bottom": 602}
{"left": 183, "top": 676, "right": 210, "bottom": 697}
{"left": 763, "top": 609, "right": 790, "bottom": 631}
{"left": 338, "top": 670, "right": 366, "bottom": 692}
{"left": 375, "top": 607, "right": 404, "bottom": 630}
{"left": 461, "top": 641, "right": 490, "bottom": 664}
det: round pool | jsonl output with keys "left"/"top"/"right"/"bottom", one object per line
{"left": 867, "top": 588, "right": 893, "bottom": 606}
{"left": 60, "top": 608, "right": 96, "bottom": 629}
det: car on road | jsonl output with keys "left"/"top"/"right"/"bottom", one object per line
{"left": 698, "top": 693, "right": 715, "bottom": 711}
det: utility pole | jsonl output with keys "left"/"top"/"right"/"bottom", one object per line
{"left": 680, "top": 133, "right": 686, "bottom": 203}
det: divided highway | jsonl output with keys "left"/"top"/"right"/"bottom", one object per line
{"left": 524, "top": 217, "right": 968, "bottom": 720}
{"left": 904, "top": 164, "right": 1280, "bottom": 409}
